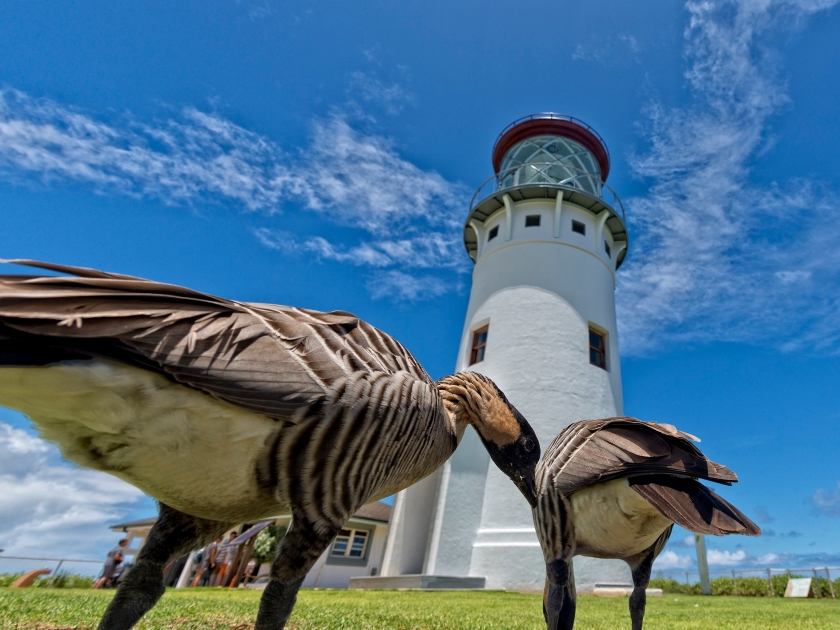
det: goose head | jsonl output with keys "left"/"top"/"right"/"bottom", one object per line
{"left": 437, "top": 372, "right": 540, "bottom": 507}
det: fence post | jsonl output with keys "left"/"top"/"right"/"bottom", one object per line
{"left": 813, "top": 569, "right": 822, "bottom": 598}
{"left": 732, "top": 570, "right": 738, "bottom": 596}
{"left": 694, "top": 534, "right": 711, "bottom": 596}
{"left": 767, "top": 568, "right": 775, "bottom": 597}
{"left": 825, "top": 568, "right": 835, "bottom": 600}
{"left": 48, "top": 559, "right": 65, "bottom": 588}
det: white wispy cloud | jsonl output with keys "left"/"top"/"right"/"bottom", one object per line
{"left": 367, "top": 270, "right": 456, "bottom": 302}
{"left": 812, "top": 482, "right": 840, "bottom": 517}
{"left": 617, "top": 0, "right": 840, "bottom": 353}
{"left": 0, "top": 89, "right": 470, "bottom": 300}
{"left": 653, "top": 549, "right": 694, "bottom": 570}
{"left": 0, "top": 422, "right": 146, "bottom": 559}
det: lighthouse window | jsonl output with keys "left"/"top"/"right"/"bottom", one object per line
{"left": 488, "top": 226, "right": 499, "bottom": 241}
{"left": 604, "top": 241, "right": 611, "bottom": 258}
{"left": 589, "top": 327, "right": 607, "bottom": 370}
{"left": 525, "top": 215, "right": 541, "bottom": 227}
{"left": 470, "top": 326, "right": 489, "bottom": 365}
{"left": 572, "top": 220, "right": 586, "bottom": 235}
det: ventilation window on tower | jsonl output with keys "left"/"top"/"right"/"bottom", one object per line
{"left": 470, "top": 325, "right": 489, "bottom": 365}
{"left": 604, "top": 241, "right": 611, "bottom": 258}
{"left": 589, "top": 327, "right": 607, "bottom": 370}
{"left": 572, "top": 220, "right": 586, "bottom": 235}
{"left": 488, "top": 225, "right": 499, "bottom": 242}
{"left": 525, "top": 215, "right": 541, "bottom": 227}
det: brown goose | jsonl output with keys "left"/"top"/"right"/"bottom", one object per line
{"left": 532, "top": 417, "right": 759, "bottom": 630}
{"left": 0, "top": 259, "right": 541, "bottom": 630}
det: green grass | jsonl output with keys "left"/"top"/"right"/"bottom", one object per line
{"left": 2, "top": 587, "right": 839, "bottom": 629}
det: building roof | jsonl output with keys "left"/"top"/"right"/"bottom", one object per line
{"left": 110, "top": 501, "right": 392, "bottom": 532}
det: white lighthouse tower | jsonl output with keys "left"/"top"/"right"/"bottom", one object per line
{"left": 373, "top": 114, "right": 630, "bottom": 592}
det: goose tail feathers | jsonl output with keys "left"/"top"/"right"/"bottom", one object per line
{"left": 630, "top": 475, "right": 761, "bottom": 537}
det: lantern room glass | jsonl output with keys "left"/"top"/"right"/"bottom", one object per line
{"left": 498, "top": 135, "right": 602, "bottom": 196}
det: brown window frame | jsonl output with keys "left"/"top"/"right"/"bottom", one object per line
{"left": 470, "top": 325, "right": 489, "bottom": 365}
{"left": 589, "top": 326, "right": 607, "bottom": 370}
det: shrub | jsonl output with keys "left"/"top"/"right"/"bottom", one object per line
{"left": 0, "top": 572, "right": 95, "bottom": 588}
{"left": 251, "top": 525, "right": 287, "bottom": 566}
{"left": 649, "top": 578, "right": 701, "bottom": 595}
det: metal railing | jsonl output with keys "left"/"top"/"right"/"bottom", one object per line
{"left": 469, "top": 162, "right": 626, "bottom": 224}
{"left": 656, "top": 565, "right": 839, "bottom": 599}
{"left": 0, "top": 555, "right": 102, "bottom": 580}
{"left": 493, "top": 113, "right": 611, "bottom": 165}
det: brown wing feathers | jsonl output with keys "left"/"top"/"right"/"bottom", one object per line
{"left": 0, "top": 260, "right": 432, "bottom": 420}
{"left": 630, "top": 476, "right": 760, "bottom": 536}
{"left": 539, "top": 417, "right": 738, "bottom": 495}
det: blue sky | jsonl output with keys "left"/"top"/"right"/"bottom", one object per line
{"left": 0, "top": 0, "right": 839, "bottom": 572}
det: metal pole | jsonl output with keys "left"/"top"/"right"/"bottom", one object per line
{"left": 825, "top": 568, "right": 836, "bottom": 600}
{"left": 694, "top": 534, "right": 711, "bottom": 596}
{"left": 48, "top": 559, "right": 64, "bottom": 588}
{"left": 767, "top": 568, "right": 775, "bottom": 597}
{"left": 732, "top": 570, "right": 738, "bottom": 596}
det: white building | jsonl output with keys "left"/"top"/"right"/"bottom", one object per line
{"left": 110, "top": 501, "right": 390, "bottom": 589}
{"left": 376, "top": 114, "right": 631, "bottom": 592}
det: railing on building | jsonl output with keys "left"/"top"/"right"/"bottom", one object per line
{"left": 469, "top": 162, "right": 626, "bottom": 225}
{"left": 493, "top": 113, "right": 612, "bottom": 166}
{"left": 0, "top": 555, "right": 103, "bottom": 585}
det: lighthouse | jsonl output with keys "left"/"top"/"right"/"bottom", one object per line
{"left": 375, "top": 114, "right": 630, "bottom": 592}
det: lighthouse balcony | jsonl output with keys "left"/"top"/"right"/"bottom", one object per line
{"left": 464, "top": 163, "right": 629, "bottom": 268}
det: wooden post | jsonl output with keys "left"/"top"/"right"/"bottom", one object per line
{"left": 732, "top": 570, "right": 738, "bottom": 596}
{"left": 232, "top": 536, "right": 258, "bottom": 588}
{"left": 825, "top": 568, "right": 836, "bottom": 600}
{"left": 813, "top": 569, "right": 822, "bottom": 598}
{"left": 225, "top": 545, "right": 246, "bottom": 588}
{"left": 767, "top": 568, "right": 775, "bottom": 597}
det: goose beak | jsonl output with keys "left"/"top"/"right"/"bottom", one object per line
{"left": 515, "top": 474, "right": 538, "bottom": 508}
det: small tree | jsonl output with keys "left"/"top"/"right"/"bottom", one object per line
{"left": 251, "top": 525, "right": 287, "bottom": 566}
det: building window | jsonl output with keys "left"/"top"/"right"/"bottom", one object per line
{"left": 589, "top": 327, "right": 606, "bottom": 370}
{"left": 572, "top": 220, "right": 586, "bottom": 235}
{"left": 525, "top": 215, "right": 541, "bottom": 227}
{"left": 331, "top": 528, "right": 369, "bottom": 559}
{"left": 488, "top": 225, "right": 499, "bottom": 241}
{"left": 604, "top": 241, "right": 611, "bottom": 258}
{"left": 470, "top": 326, "right": 488, "bottom": 365}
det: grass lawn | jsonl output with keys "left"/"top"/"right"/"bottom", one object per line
{"left": 2, "top": 587, "right": 839, "bottom": 629}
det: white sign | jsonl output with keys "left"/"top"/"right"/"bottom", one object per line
{"left": 784, "top": 578, "right": 813, "bottom": 598}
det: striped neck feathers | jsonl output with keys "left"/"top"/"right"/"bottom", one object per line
{"left": 436, "top": 372, "right": 540, "bottom": 507}
{"left": 436, "top": 372, "right": 521, "bottom": 445}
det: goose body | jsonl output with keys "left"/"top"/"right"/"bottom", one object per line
{"left": 534, "top": 417, "right": 760, "bottom": 630}
{"left": 0, "top": 260, "right": 541, "bottom": 630}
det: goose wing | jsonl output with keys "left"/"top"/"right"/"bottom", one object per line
{"left": 536, "top": 417, "right": 738, "bottom": 496}
{"left": 0, "top": 259, "right": 431, "bottom": 419}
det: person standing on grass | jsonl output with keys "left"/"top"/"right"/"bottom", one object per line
{"left": 211, "top": 533, "right": 237, "bottom": 587}
{"left": 194, "top": 537, "right": 221, "bottom": 587}
{"left": 93, "top": 539, "right": 128, "bottom": 589}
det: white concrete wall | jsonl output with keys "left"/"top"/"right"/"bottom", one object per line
{"left": 432, "top": 198, "right": 629, "bottom": 591}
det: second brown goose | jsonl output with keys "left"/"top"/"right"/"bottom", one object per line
{"left": 533, "top": 417, "right": 760, "bottom": 630}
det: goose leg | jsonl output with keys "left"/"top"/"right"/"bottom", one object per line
{"left": 255, "top": 512, "right": 343, "bottom": 630}
{"left": 97, "top": 503, "right": 232, "bottom": 630}
{"left": 626, "top": 526, "right": 672, "bottom": 630}
{"left": 543, "top": 558, "right": 576, "bottom": 630}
